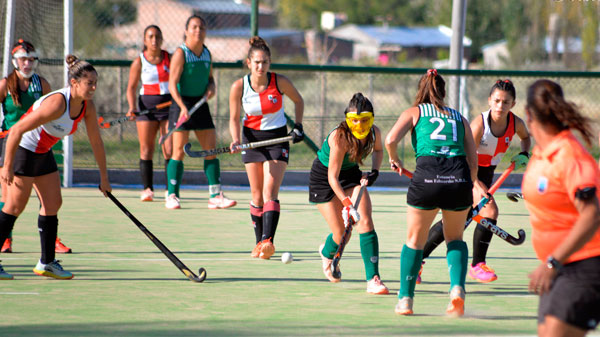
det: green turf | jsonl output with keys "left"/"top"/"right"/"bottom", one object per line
{"left": 0, "top": 187, "right": 597, "bottom": 336}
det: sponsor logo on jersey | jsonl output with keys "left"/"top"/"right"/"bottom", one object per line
{"left": 537, "top": 176, "right": 548, "bottom": 194}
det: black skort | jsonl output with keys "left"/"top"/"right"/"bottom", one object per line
{"left": 309, "top": 158, "right": 361, "bottom": 203}
{"left": 137, "top": 94, "right": 171, "bottom": 121}
{"left": 241, "top": 126, "right": 290, "bottom": 164}
{"left": 168, "top": 95, "right": 214, "bottom": 131}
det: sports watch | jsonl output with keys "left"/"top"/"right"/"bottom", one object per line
{"left": 546, "top": 256, "right": 562, "bottom": 270}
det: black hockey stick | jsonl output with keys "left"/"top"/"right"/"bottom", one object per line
{"left": 331, "top": 182, "right": 367, "bottom": 279}
{"left": 98, "top": 101, "right": 172, "bottom": 129}
{"left": 159, "top": 95, "right": 207, "bottom": 145}
{"left": 471, "top": 213, "right": 526, "bottom": 245}
{"left": 105, "top": 191, "right": 206, "bottom": 282}
{"left": 506, "top": 192, "right": 523, "bottom": 202}
{"left": 184, "top": 135, "right": 293, "bottom": 158}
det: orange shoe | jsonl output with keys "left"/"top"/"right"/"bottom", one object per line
{"left": 446, "top": 285, "right": 465, "bottom": 317}
{"left": 140, "top": 188, "right": 154, "bottom": 202}
{"left": 1, "top": 238, "right": 12, "bottom": 253}
{"left": 366, "top": 275, "right": 389, "bottom": 295}
{"left": 251, "top": 241, "right": 263, "bottom": 258}
{"left": 55, "top": 237, "right": 72, "bottom": 254}
{"left": 259, "top": 238, "right": 275, "bottom": 260}
{"left": 395, "top": 297, "right": 414, "bottom": 315}
{"left": 416, "top": 261, "right": 425, "bottom": 284}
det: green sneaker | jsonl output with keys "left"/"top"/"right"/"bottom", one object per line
{"left": 33, "top": 260, "right": 73, "bottom": 280}
{"left": 0, "top": 262, "right": 14, "bottom": 280}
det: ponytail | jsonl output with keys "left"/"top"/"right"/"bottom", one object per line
{"left": 413, "top": 69, "right": 446, "bottom": 112}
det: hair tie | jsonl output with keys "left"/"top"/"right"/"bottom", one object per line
{"left": 427, "top": 69, "right": 437, "bottom": 77}
{"left": 504, "top": 80, "right": 510, "bottom": 84}
{"left": 496, "top": 80, "right": 501, "bottom": 84}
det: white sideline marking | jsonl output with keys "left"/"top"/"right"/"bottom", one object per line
{"left": 494, "top": 294, "right": 536, "bottom": 298}
{"left": 0, "top": 257, "right": 258, "bottom": 262}
{"left": 0, "top": 292, "right": 39, "bottom": 295}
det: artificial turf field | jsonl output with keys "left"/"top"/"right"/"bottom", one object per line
{"left": 1, "top": 187, "right": 599, "bottom": 337}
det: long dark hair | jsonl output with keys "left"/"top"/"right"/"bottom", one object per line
{"left": 490, "top": 79, "right": 516, "bottom": 100}
{"left": 6, "top": 39, "right": 36, "bottom": 107}
{"left": 526, "top": 79, "right": 594, "bottom": 145}
{"left": 413, "top": 69, "right": 446, "bottom": 113}
{"left": 335, "top": 93, "right": 375, "bottom": 164}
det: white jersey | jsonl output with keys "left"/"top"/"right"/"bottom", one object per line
{"left": 139, "top": 50, "right": 170, "bottom": 96}
{"left": 241, "top": 72, "right": 286, "bottom": 130}
{"left": 20, "top": 87, "right": 86, "bottom": 153}
{"left": 478, "top": 109, "right": 516, "bottom": 167}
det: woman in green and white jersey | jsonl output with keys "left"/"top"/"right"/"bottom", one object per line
{"left": 166, "top": 15, "right": 236, "bottom": 210}
{"left": 385, "top": 69, "right": 486, "bottom": 317}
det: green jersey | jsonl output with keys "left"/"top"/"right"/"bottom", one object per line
{"left": 1, "top": 73, "right": 43, "bottom": 131}
{"left": 411, "top": 103, "right": 466, "bottom": 158}
{"left": 177, "top": 44, "right": 211, "bottom": 97}
{"left": 317, "top": 128, "right": 374, "bottom": 170}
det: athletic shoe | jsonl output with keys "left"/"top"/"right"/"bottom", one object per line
{"left": 259, "top": 238, "right": 275, "bottom": 260}
{"left": 251, "top": 241, "right": 263, "bottom": 258}
{"left": 140, "top": 188, "right": 154, "bottom": 202}
{"left": 33, "top": 260, "right": 73, "bottom": 280}
{"left": 468, "top": 262, "right": 498, "bottom": 283}
{"left": 318, "top": 243, "right": 340, "bottom": 283}
{"left": 1, "top": 238, "right": 12, "bottom": 253}
{"left": 165, "top": 193, "right": 181, "bottom": 209}
{"left": 366, "top": 275, "right": 389, "bottom": 295}
{"left": 395, "top": 297, "right": 414, "bottom": 315}
{"left": 0, "top": 262, "right": 13, "bottom": 280}
{"left": 208, "top": 192, "right": 237, "bottom": 209}
{"left": 416, "top": 261, "right": 425, "bottom": 284}
{"left": 446, "top": 285, "right": 465, "bottom": 317}
{"left": 55, "top": 237, "right": 72, "bottom": 254}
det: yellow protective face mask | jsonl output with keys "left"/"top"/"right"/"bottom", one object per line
{"left": 345, "top": 111, "right": 374, "bottom": 139}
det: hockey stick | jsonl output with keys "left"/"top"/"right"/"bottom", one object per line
{"left": 105, "top": 191, "right": 206, "bottom": 282}
{"left": 331, "top": 182, "right": 367, "bottom": 280}
{"left": 98, "top": 101, "right": 172, "bottom": 129}
{"left": 468, "top": 162, "right": 515, "bottom": 226}
{"left": 471, "top": 212, "right": 526, "bottom": 245}
{"left": 183, "top": 135, "right": 293, "bottom": 158}
{"left": 506, "top": 192, "right": 523, "bottom": 202}
{"left": 159, "top": 95, "right": 207, "bottom": 145}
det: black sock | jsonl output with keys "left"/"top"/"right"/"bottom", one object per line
{"left": 250, "top": 203, "right": 263, "bottom": 244}
{"left": 164, "top": 159, "right": 170, "bottom": 190}
{"left": 0, "top": 211, "right": 17, "bottom": 245}
{"left": 38, "top": 215, "right": 58, "bottom": 264}
{"left": 472, "top": 220, "right": 495, "bottom": 266}
{"left": 262, "top": 200, "right": 280, "bottom": 243}
{"left": 140, "top": 159, "right": 153, "bottom": 191}
{"left": 423, "top": 220, "right": 445, "bottom": 259}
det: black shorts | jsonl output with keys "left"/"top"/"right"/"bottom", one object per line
{"left": 308, "top": 158, "right": 361, "bottom": 203}
{"left": 538, "top": 256, "right": 600, "bottom": 330}
{"left": 169, "top": 95, "right": 214, "bottom": 131}
{"left": 407, "top": 156, "right": 473, "bottom": 211}
{"left": 8, "top": 146, "right": 58, "bottom": 177}
{"left": 478, "top": 165, "right": 496, "bottom": 189}
{"left": 241, "top": 126, "right": 289, "bottom": 163}
{"left": 137, "top": 94, "right": 171, "bottom": 121}
{"left": 0, "top": 137, "right": 5, "bottom": 165}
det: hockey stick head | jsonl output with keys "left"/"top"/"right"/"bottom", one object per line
{"left": 508, "top": 229, "right": 526, "bottom": 245}
{"left": 97, "top": 117, "right": 110, "bottom": 129}
{"left": 506, "top": 192, "right": 523, "bottom": 202}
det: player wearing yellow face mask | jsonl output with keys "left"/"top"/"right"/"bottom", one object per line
{"left": 345, "top": 111, "right": 374, "bottom": 140}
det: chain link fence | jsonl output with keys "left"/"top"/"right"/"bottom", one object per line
{"left": 1, "top": 0, "right": 599, "bottom": 175}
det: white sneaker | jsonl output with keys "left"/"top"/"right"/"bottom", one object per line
{"left": 0, "top": 262, "right": 14, "bottom": 280}
{"left": 165, "top": 193, "right": 181, "bottom": 209}
{"left": 319, "top": 243, "right": 340, "bottom": 283}
{"left": 33, "top": 260, "right": 73, "bottom": 279}
{"left": 366, "top": 275, "right": 389, "bottom": 295}
{"left": 208, "top": 192, "right": 237, "bottom": 209}
{"left": 395, "top": 297, "right": 414, "bottom": 315}
{"left": 140, "top": 188, "right": 154, "bottom": 202}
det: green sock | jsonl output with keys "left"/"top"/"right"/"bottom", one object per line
{"left": 0, "top": 202, "right": 10, "bottom": 239}
{"left": 204, "top": 158, "right": 221, "bottom": 197}
{"left": 399, "top": 244, "right": 423, "bottom": 298}
{"left": 167, "top": 160, "right": 184, "bottom": 197}
{"left": 446, "top": 240, "right": 468, "bottom": 291}
{"left": 359, "top": 230, "right": 379, "bottom": 281}
{"left": 321, "top": 233, "right": 339, "bottom": 259}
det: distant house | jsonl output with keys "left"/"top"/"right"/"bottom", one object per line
{"left": 329, "top": 24, "right": 472, "bottom": 63}
{"left": 111, "top": 0, "right": 278, "bottom": 61}
{"left": 482, "top": 37, "right": 600, "bottom": 69}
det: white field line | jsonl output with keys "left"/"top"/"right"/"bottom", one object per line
{"left": 0, "top": 257, "right": 259, "bottom": 262}
{"left": 0, "top": 292, "right": 40, "bottom": 295}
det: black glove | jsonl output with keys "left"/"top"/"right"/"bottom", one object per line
{"left": 366, "top": 169, "right": 379, "bottom": 186}
{"left": 289, "top": 123, "right": 304, "bottom": 144}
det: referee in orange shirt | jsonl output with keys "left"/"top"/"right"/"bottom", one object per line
{"left": 522, "top": 79, "right": 600, "bottom": 337}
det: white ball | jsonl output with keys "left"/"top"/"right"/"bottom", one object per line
{"left": 281, "top": 252, "right": 293, "bottom": 264}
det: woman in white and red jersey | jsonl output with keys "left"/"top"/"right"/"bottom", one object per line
{"left": 228, "top": 36, "right": 304, "bottom": 259}
{"left": 420, "top": 80, "right": 530, "bottom": 284}
{"left": 126, "top": 25, "right": 172, "bottom": 202}
{"left": 0, "top": 55, "right": 111, "bottom": 281}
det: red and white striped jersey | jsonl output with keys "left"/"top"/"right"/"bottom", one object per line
{"left": 241, "top": 72, "right": 286, "bottom": 130}
{"left": 20, "top": 87, "right": 86, "bottom": 153}
{"left": 139, "top": 50, "right": 170, "bottom": 96}
{"left": 478, "top": 109, "right": 516, "bottom": 167}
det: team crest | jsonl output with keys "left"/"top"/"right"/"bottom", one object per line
{"left": 505, "top": 136, "right": 510, "bottom": 144}
{"left": 268, "top": 94, "right": 277, "bottom": 104}
{"left": 34, "top": 93, "right": 40, "bottom": 99}
{"left": 282, "top": 148, "right": 288, "bottom": 158}
{"left": 537, "top": 176, "right": 548, "bottom": 194}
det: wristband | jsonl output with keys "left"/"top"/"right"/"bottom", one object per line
{"left": 519, "top": 151, "right": 529, "bottom": 158}
{"left": 342, "top": 196, "right": 352, "bottom": 207}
